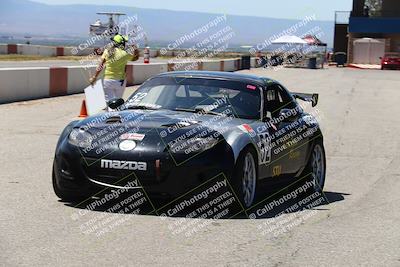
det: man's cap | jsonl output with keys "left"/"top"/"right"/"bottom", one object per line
{"left": 112, "top": 34, "right": 128, "bottom": 44}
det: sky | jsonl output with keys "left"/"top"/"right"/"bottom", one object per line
{"left": 31, "top": 0, "right": 352, "bottom": 21}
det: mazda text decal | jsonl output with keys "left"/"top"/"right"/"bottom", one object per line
{"left": 101, "top": 159, "right": 147, "bottom": 171}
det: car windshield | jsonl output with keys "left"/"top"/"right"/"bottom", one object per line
{"left": 125, "top": 76, "right": 261, "bottom": 120}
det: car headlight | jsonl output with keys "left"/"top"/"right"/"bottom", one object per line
{"left": 169, "top": 136, "right": 219, "bottom": 154}
{"left": 68, "top": 128, "right": 93, "bottom": 148}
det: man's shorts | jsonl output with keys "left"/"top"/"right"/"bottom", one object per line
{"left": 103, "top": 79, "right": 126, "bottom": 101}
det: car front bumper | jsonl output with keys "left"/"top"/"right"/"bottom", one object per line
{"left": 53, "top": 139, "right": 235, "bottom": 199}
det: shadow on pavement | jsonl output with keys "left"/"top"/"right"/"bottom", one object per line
{"left": 63, "top": 186, "right": 349, "bottom": 220}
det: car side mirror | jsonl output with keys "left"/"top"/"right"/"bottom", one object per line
{"left": 311, "top": 94, "right": 318, "bottom": 107}
{"left": 279, "top": 108, "right": 298, "bottom": 121}
{"left": 107, "top": 98, "right": 124, "bottom": 109}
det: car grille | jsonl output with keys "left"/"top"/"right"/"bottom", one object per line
{"left": 81, "top": 157, "right": 162, "bottom": 187}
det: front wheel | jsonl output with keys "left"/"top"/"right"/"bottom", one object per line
{"left": 232, "top": 147, "right": 258, "bottom": 208}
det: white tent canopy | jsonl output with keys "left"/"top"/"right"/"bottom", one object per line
{"left": 271, "top": 35, "right": 308, "bottom": 44}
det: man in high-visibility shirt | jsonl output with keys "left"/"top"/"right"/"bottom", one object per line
{"left": 89, "top": 34, "right": 139, "bottom": 101}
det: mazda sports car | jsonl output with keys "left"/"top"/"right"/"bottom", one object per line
{"left": 53, "top": 71, "right": 326, "bottom": 208}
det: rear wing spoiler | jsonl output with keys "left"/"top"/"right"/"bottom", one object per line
{"left": 292, "top": 92, "right": 319, "bottom": 107}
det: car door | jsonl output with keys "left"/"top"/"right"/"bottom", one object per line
{"left": 275, "top": 84, "right": 310, "bottom": 173}
{"left": 263, "top": 83, "right": 306, "bottom": 178}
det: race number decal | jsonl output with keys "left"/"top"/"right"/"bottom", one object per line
{"left": 258, "top": 133, "right": 271, "bottom": 164}
{"left": 130, "top": 92, "right": 148, "bottom": 103}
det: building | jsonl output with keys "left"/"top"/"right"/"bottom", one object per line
{"left": 334, "top": 0, "right": 400, "bottom": 64}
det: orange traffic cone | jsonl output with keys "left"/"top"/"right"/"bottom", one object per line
{"left": 78, "top": 99, "right": 88, "bottom": 118}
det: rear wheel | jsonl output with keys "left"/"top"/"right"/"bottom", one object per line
{"left": 233, "top": 147, "right": 258, "bottom": 208}
{"left": 304, "top": 141, "right": 326, "bottom": 193}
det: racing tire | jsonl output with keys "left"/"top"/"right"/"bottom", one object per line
{"left": 303, "top": 139, "right": 326, "bottom": 193}
{"left": 232, "top": 146, "right": 258, "bottom": 209}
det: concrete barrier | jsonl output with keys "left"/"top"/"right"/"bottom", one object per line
{"left": 250, "top": 58, "right": 257, "bottom": 68}
{"left": 63, "top": 47, "right": 74, "bottom": 56}
{"left": 7, "top": 44, "right": 18, "bottom": 54}
{"left": 202, "top": 61, "right": 221, "bottom": 71}
{"left": 149, "top": 50, "right": 158, "bottom": 58}
{"left": 163, "top": 50, "right": 175, "bottom": 57}
{"left": 222, "top": 59, "right": 236, "bottom": 72}
{"left": 56, "top": 47, "right": 64, "bottom": 56}
{"left": 0, "top": 65, "right": 98, "bottom": 103}
{"left": 2, "top": 44, "right": 58, "bottom": 56}
{"left": 23, "top": 45, "right": 57, "bottom": 56}
{"left": 0, "top": 57, "right": 258, "bottom": 104}
{"left": 138, "top": 49, "right": 159, "bottom": 58}
{"left": 75, "top": 47, "right": 96, "bottom": 56}
{"left": 67, "top": 66, "right": 97, "bottom": 94}
{"left": 0, "top": 44, "right": 8, "bottom": 54}
{"left": 127, "top": 62, "right": 168, "bottom": 85}
{"left": 168, "top": 61, "right": 200, "bottom": 71}
{"left": 18, "top": 44, "right": 38, "bottom": 55}
{"left": 0, "top": 67, "right": 50, "bottom": 103}
{"left": 0, "top": 43, "right": 96, "bottom": 56}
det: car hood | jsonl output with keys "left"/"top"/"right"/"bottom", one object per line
{"left": 77, "top": 109, "right": 250, "bottom": 130}
{"left": 383, "top": 57, "right": 400, "bottom": 61}
{"left": 74, "top": 109, "right": 254, "bottom": 155}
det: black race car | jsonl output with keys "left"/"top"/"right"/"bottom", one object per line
{"left": 53, "top": 71, "right": 326, "bottom": 209}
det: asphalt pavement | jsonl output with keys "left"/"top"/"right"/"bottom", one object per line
{"left": 1, "top": 67, "right": 400, "bottom": 266}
